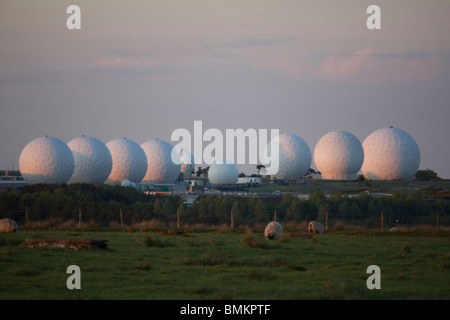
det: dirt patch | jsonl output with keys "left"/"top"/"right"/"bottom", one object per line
{"left": 20, "top": 238, "right": 108, "bottom": 250}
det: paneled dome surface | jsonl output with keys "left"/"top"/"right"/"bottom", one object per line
{"left": 19, "top": 135, "right": 74, "bottom": 184}
{"left": 105, "top": 137, "right": 147, "bottom": 185}
{"left": 361, "top": 127, "right": 420, "bottom": 180}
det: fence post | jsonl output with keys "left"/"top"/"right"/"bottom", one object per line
{"left": 78, "top": 208, "right": 82, "bottom": 229}
{"left": 381, "top": 211, "right": 383, "bottom": 232}
{"left": 177, "top": 208, "right": 180, "bottom": 228}
{"left": 274, "top": 210, "right": 277, "bottom": 222}
{"left": 230, "top": 209, "right": 234, "bottom": 228}
{"left": 436, "top": 212, "right": 439, "bottom": 232}
{"left": 25, "top": 206, "right": 28, "bottom": 228}
{"left": 120, "top": 208, "right": 123, "bottom": 227}
{"left": 325, "top": 211, "right": 328, "bottom": 232}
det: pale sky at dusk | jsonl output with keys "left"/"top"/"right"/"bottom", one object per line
{"left": 1, "top": 1, "right": 450, "bottom": 177}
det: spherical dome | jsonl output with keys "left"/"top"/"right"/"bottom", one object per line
{"left": 361, "top": 127, "right": 420, "bottom": 180}
{"left": 19, "top": 135, "right": 74, "bottom": 184}
{"left": 314, "top": 130, "right": 364, "bottom": 180}
{"left": 208, "top": 160, "right": 239, "bottom": 185}
{"left": 105, "top": 137, "right": 147, "bottom": 185}
{"left": 179, "top": 148, "right": 195, "bottom": 177}
{"left": 140, "top": 139, "right": 181, "bottom": 184}
{"left": 265, "top": 133, "right": 311, "bottom": 178}
{"left": 67, "top": 135, "right": 112, "bottom": 184}
{"left": 121, "top": 179, "right": 131, "bottom": 187}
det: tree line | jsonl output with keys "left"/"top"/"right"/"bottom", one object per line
{"left": 0, "top": 183, "right": 448, "bottom": 227}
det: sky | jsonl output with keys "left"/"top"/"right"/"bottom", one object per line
{"left": 1, "top": 0, "right": 449, "bottom": 178}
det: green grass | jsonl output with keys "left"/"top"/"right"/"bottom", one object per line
{"left": 0, "top": 228, "right": 449, "bottom": 300}
{"left": 251, "top": 178, "right": 450, "bottom": 195}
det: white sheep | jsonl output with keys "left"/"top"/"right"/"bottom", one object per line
{"left": 0, "top": 218, "right": 18, "bottom": 233}
{"left": 264, "top": 221, "right": 283, "bottom": 240}
{"left": 308, "top": 221, "right": 324, "bottom": 235}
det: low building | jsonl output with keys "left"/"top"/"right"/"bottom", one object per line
{"left": 237, "top": 177, "right": 262, "bottom": 186}
{"left": 270, "top": 176, "right": 309, "bottom": 185}
{"left": 139, "top": 183, "right": 187, "bottom": 194}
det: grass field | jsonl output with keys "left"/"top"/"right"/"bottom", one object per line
{"left": 0, "top": 227, "right": 449, "bottom": 300}
{"left": 250, "top": 178, "right": 450, "bottom": 195}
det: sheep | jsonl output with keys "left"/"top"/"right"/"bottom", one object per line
{"left": 308, "top": 221, "right": 324, "bottom": 235}
{"left": 0, "top": 218, "right": 18, "bottom": 233}
{"left": 264, "top": 221, "right": 283, "bottom": 240}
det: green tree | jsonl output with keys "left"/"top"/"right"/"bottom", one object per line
{"left": 153, "top": 198, "right": 162, "bottom": 217}
{"left": 254, "top": 199, "right": 269, "bottom": 222}
{"left": 285, "top": 198, "right": 302, "bottom": 222}
{"left": 317, "top": 203, "right": 330, "bottom": 222}
{"left": 248, "top": 197, "right": 257, "bottom": 215}
{"left": 231, "top": 201, "right": 242, "bottom": 226}
{"left": 162, "top": 198, "right": 175, "bottom": 216}
{"left": 415, "top": 169, "right": 440, "bottom": 181}
{"left": 309, "top": 190, "right": 326, "bottom": 209}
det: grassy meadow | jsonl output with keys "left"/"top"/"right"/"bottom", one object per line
{"left": 251, "top": 178, "right": 450, "bottom": 195}
{"left": 0, "top": 226, "right": 449, "bottom": 300}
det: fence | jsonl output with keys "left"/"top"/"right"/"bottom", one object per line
{"left": 1, "top": 207, "right": 447, "bottom": 232}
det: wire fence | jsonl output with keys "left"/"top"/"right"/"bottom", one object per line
{"left": 1, "top": 207, "right": 447, "bottom": 232}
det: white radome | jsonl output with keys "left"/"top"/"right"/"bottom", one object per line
{"left": 140, "top": 139, "right": 181, "bottom": 184}
{"left": 208, "top": 160, "right": 239, "bottom": 185}
{"left": 105, "top": 137, "right": 147, "bottom": 185}
{"left": 178, "top": 148, "right": 195, "bottom": 177}
{"left": 314, "top": 130, "right": 364, "bottom": 180}
{"left": 121, "top": 179, "right": 131, "bottom": 187}
{"left": 265, "top": 133, "right": 311, "bottom": 179}
{"left": 67, "top": 135, "right": 113, "bottom": 184}
{"left": 19, "top": 135, "right": 74, "bottom": 184}
{"left": 361, "top": 127, "right": 420, "bottom": 180}
{"left": 121, "top": 179, "right": 137, "bottom": 188}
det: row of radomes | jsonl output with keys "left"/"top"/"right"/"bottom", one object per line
{"left": 265, "top": 127, "right": 420, "bottom": 181}
{"left": 19, "top": 136, "right": 189, "bottom": 185}
{"left": 18, "top": 127, "right": 421, "bottom": 185}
